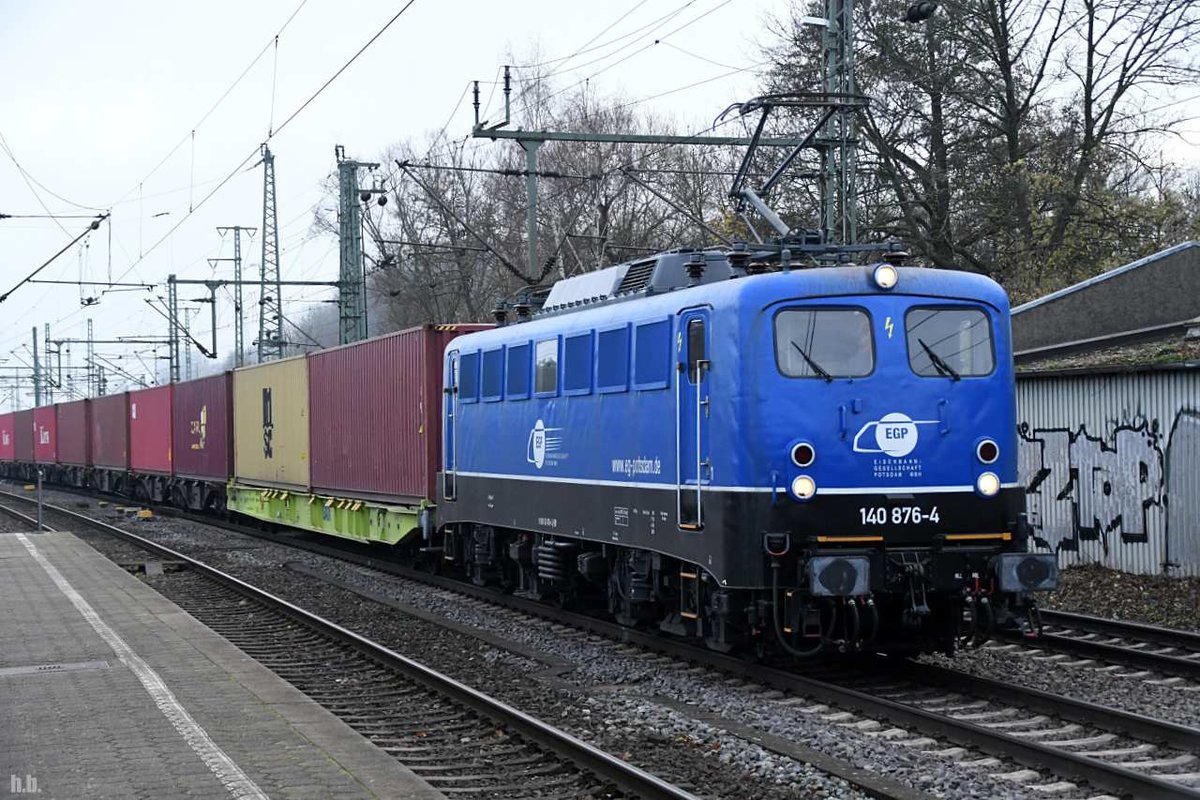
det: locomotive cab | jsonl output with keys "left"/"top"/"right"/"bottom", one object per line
{"left": 739, "top": 264, "right": 1057, "bottom": 654}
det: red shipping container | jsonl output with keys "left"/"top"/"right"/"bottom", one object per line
{"left": 129, "top": 385, "right": 173, "bottom": 475}
{"left": 173, "top": 373, "right": 232, "bottom": 480}
{"left": 57, "top": 399, "right": 91, "bottom": 467}
{"left": 91, "top": 393, "right": 129, "bottom": 470}
{"left": 308, "top": 324, "right": 490, "bottom": 502}
{"left": 0, "top": 413, "right": 13, "bottom": 462}
{"left": 13, "top": 409, "right": 33, "bottom": 463}
{"left": 33, "top": 406, "right": 57, "bottom": 464}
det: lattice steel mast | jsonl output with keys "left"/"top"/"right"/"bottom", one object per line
{"left": 259, "top": 144, "right": 283, "bottom": 361}
{"left": 211, "top": 226, "right": 255, "bottom": 368}
{"left": 336, "top": 145, "right": 377, "bottom": 344}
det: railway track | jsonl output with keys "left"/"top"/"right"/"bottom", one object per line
{"left": 0, "top": 497, "right": 699, "bottom": 800}
{"left": 995, "top": 609, "right": 1200, "bottom": 684}
{"left": 6, "top": 489, "right": 1200, "bottom": 799}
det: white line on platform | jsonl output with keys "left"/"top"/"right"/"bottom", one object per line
{"left": 15, "top": 533, "right": 269, "bottom": 800}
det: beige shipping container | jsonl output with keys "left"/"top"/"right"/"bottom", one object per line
{"left": 233, "top": 355, "right": 310, "bottom": 490}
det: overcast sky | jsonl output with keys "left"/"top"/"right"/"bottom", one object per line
{"left": 3, "top": 0, "right": 1199, "bottom": 411}
{"left": 0, "top": 0, "right": 792, "bottom": 408}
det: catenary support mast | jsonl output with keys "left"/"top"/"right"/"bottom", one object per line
{"left": 336, "top": 145, "right": 377, "bottom": 344}
{"left": 259, "top": 144, "right": 284, "bottom": 362}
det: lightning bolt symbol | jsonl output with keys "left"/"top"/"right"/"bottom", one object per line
{"left": 884, "top": 316, "right": 895, "bottom": 339}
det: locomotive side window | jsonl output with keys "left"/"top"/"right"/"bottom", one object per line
{"left": 633, "top": 318, "right": 672, "bottom": 390}
{"left": 481, "top": 347, "right": 504, "bottom": 402}
{"left": 563, "top": 331, "right": 594, "bottom": 395}
{"left": 507, "top": 343, "right": 531, "bottom": 399}
{"left": 687, "top": 318, "right": 707, "bottom": 383}
{"left": 905, "top": 307, "right": 994, "bottom": 378}
{"left": 459, "top": 351, "right": 480, "bottom": 402}
{"left": 596, "top": 324, "right": 630, "bottom": 393}
{"left": 774, "top": 308, "right": 873, "bottom": 378}
{"left": 535, "top": 338, "right": 559, "bottom": 395}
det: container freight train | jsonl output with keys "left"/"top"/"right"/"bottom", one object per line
{"left": 0, "top": 256, "right": 1059, "bottom": 657}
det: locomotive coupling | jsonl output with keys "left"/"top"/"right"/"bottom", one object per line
{"left": 763, "top": 532, "right": 790, "bottom": 557}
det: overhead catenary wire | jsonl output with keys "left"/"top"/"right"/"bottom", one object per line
{"left": 109, "top": 0, "right": 311, "bottom": 208}
{"left": 512, "top": 0, "right": 692, "bottom": 78}
{"left": 0, "top": 212, "right": 107, "bottom": 220}
{"left": 110, "top": 0, "right": 422, "bottom": 290}
{"left": 523, "top": 0, "right": 653, "bottom": 76}
{"left": 537, "top": 0, "right": 734, "bottom": 106}
{"left": 0, "top": 131, "right": 106, "bottom": 213}
{"left": 0, "top": 215, "right": 108, "bottom": 304}
{"left": 0, "top": 132, "right": 78, "bottom": 236}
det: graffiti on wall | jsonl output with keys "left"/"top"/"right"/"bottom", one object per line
{"left": 1017, "top": 409, "right": 1199, "bottom": 573}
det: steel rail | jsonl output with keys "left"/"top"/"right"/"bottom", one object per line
{"left": 884, "top": 660, "right": 1200, "bottom": 751}
{"left": 147, "top": 504, "right": 1200, "bottom": 800}
{"left": 1039, "top": 609, "right": 1200, "bottom": 652}
{"left": 998, "top": 610, "right": 1200, "bottom": 681}
{"left": 1041, "top": 609, "right": 1200, "bottom": 662}
{"left": 0, "top": 494, "right": 699, "bottom": 800}
{"left": 7, "top": 489, "right": 1200, "bottom": 800}
{"left": 1024, "top": 632, "right": 1200, "bottom": 681}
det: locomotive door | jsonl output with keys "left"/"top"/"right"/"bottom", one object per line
{"left": 676, "top": 310, "right": 710, "bottom": 530}
{"left": 443, "top": 350, "right": 459, "bottom": 501}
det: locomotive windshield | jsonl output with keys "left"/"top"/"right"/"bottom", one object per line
{"left": 905, "top": 306, "right": 994, "bottom": 378}
{"left": 775, "top": 308, "right": 873, "bottom": 378}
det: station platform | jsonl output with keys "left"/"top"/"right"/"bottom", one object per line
{"left": 0, "top": 529, "right": 445, "bottom": 800}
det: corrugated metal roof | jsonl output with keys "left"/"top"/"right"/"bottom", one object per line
{"left": 1013, "top": 240, "right": 1200, "bottom": 314}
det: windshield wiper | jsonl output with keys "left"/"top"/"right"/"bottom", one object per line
{"left": 918, "top": 338, "right": 961, "bottom": 381}
{"left": 791, "top": 341, "right": 833, "bottom": 382}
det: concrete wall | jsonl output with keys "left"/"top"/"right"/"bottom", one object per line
{"left": 1016, "top": 366, "right": 1200, "bottom": 576}
{"left": 1012, "top": 241, "right": 1200, "bottom": 355}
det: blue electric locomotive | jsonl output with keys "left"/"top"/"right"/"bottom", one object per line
{"left": 436, "top": 248, "right": 1058, "bottom": 655}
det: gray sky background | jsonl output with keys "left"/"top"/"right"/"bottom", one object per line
{"left": 0, "top": 0, "right": 787, "bottom": 408}
{"left": 2, "top": 0, "right": 1198, "bottom": 410}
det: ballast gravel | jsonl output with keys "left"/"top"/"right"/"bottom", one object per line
{"left": 31, "top": 499, "right": 1128, "bottom": 800}
{"left": 1044, "top": 563, "right": 1200, "bottom": 633}
{"left": 917, "top": 642, "right": 1200, "bottom": 729}
{"left": 41, "top": 503, "right": 870, "bottom": 800}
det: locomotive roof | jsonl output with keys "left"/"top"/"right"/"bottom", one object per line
{"left": 466, "top": 263, "right": 1010, "bottom": 346}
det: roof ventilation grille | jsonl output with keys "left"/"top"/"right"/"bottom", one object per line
{"left": 616, "top": 259, "right": 656, "bottom": 294}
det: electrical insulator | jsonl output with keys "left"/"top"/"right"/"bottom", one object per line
{"left": 904, "top": 1, "right": 938, "bottom": 22}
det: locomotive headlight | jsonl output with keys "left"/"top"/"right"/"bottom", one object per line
{"left": 873, "top": 263, "right": 899, "bottom": 290}
{"left": 791, "top": 475, "right": 817, "bottom": 500}
{"left": 791, "top": 441, "right": 816, "bottom": 468}
{"left": 976, "top": 471, "right": 1001, "bottom": 497}
{"left": 976, "top": 438, "right": 999, "bottom": 464}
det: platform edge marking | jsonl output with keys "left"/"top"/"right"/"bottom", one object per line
{"left": 14, "top": 533, "right": 270, "bottom": 800}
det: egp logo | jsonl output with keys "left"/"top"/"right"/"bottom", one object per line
{"left": 526, "top": 419, "right": 563, "bottom": 469}
{"left": 852, "top": 412, "right": 937, "bottom": 458}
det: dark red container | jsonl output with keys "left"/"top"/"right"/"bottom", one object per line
{"left": 129, "top": 385, "right": 173, "bottom": 475}
{"left": 173, "top": 373, "right": 232, "bottom": 481}
{"left": 57, "top": 399, "right": 91, "bottom": 466}
{"left": 13, "top": 409, "right": 33, "bottom": 463}
{"left": 91, "top": 393, "right": 129, "bottom": 470}
{"left": 33, "top": 406, "right": 57, "bottom": 464}
{"left": 0, "top": 413, "right": 13, "bottom": 462}
{"left": 308, "top": 324, "right": 490, "bottom": 502}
